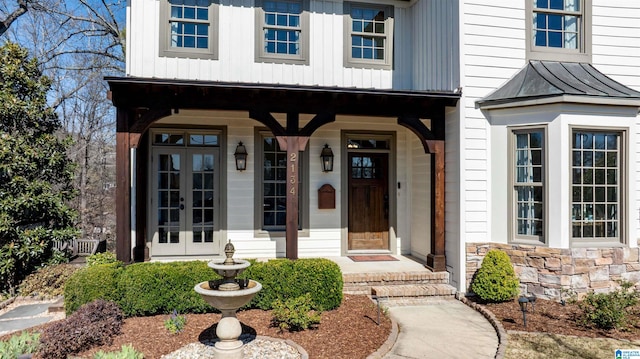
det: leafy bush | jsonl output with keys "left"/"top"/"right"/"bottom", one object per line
{"left": 38, "top": 299, "right": 124, "bottom": 359}
{"left": 18, "top": 263, "right": 79, "bottom": 298}
{"left": 117, "top": 261, "right": 214, "bottom": 316}
{"left": 271, "top": 293, "right": 321, "bottom": 331}
{"left": 240, "top": 258, "right": 343, "bottom": 311}
{"left": 87, "top": 252, "right": 120, "bottom": 267}
{"left": 164, "top": 309, "right": 187, "bottom": 334}
{"left": 470, "top": 249, "right": 519, "bottom": 303}
{"left": 578, "top": 281, "right": 640, "bottom": 330}
{"left": 93, "top": 344, "right": 144, "bottom": 359}
{"left": 64, "top": 258, "right": 343, "bottom": 317}
{"left": 64, "top": 262, "right": 124, "bottom": 314}
{"left": 0, "top": 331, "right": 40, "bottom": 358}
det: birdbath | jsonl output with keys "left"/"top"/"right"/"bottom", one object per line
{"left": 194, "top": 240, "right": 262, "bottom": 359}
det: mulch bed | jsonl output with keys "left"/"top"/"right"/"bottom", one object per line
{"left": 476, "top": 297, "right": 640, "bottom": 342}
{"left": 4, "top": 295, "right": 391, "bottom": 359}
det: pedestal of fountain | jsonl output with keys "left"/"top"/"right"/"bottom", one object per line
{"left": 194, "top": 241, "right": 262, "bottom": 359}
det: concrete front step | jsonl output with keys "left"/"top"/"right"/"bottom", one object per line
{"left": 343, "top": 271, "right": 449, "bottom": 295}
{"left": 371, "top": 284, "right": 457, "bottom": 298}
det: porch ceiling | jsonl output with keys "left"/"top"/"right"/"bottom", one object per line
{"left": 105, "top": 76, "right": 460, "bottom": 125}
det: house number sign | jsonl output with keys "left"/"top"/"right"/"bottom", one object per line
{"left": 289, "top": 152, "right": 297, "bottom": 196}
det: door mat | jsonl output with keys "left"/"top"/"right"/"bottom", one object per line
{"left": 348, "top": 255, "right": 399, "bottom": 262}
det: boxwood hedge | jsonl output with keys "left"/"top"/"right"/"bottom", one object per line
{"left": 64, "top": 258, "right": 343, "bottom": 317}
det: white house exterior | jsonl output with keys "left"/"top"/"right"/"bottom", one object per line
{"left": 109, "top": 0, "right": 640, "bottom": 298}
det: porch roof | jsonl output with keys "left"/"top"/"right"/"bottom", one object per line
{"left": 105, "top": 76, "right": 460, "bottom": 121}
{"left": 476, "top": 61, "right": 640, "bottom": 110}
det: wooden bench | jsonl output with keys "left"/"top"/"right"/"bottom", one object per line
{"left": 53, "top": 238, "right": 105, "bottom": 256}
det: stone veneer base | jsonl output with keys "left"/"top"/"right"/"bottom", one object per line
{"left": 466, "top": 243, "right": 640, "bottom": 300}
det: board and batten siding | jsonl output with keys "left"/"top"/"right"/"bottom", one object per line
{"left": 126, "top": 0, "right": 460, "bottom": 91}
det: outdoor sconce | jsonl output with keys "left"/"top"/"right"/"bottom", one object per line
{"left": 320, "top": 144, "right": 334, "bottom": 172}
{"left": 234, "top": 142, "right": 248, "bottom": 171}
{"left": 518, "top": 296, "right": 529, "bottom": 328}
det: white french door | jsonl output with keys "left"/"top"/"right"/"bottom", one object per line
{"left": 151, "top": 148, "right": 221, "bottom": 256}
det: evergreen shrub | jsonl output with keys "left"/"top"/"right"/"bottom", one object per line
{"left": 38, "top": 299, "right": 123, "bottom": 359}
{"left": 271, "top": 293, "right": 321, "bottom": 331}
{"left": 86, "top": 252, "right": 120, "bottom": 267}
{"left": 116, "top": 261, "right": 214, "bottom": 316}
{"left": 240, "top": 258, "right": 343, "bottom": 311}
{"left": 470, "top": 249, "right": 520, "bottom": 302}
{"left": 64, "top": 262, "right": 123, "bottom": 314}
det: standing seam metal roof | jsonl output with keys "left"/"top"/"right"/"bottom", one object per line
{"left": 476, "top": 61, "right": 640, "bottom": 108}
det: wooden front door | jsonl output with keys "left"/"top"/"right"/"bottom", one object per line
{"left": 348, "top": 153, "right": 389, "bottom": 250}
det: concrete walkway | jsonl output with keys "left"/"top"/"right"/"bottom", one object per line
{"left": 382, "top": 299, "right": 499, "bottom": 359}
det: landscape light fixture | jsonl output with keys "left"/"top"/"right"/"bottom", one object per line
{"left": 234, "top": 142, "right": 248, "bottom": 171}
{"left": 320, "top": 144, "right": 334, "bottom": 172}
{"left": 518, "top": 296, "right": 529, "bottom": 328}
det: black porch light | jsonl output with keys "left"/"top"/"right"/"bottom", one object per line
{"left": 234, "top": 142, "right": 248, "bottom": 171}
{"left": 518, "top": 296, "right": 529, "bottom": 328}
{"left": 320, "top": 144, "right": 334, "bottom": 172}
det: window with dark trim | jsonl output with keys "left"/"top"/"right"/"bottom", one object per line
{"left": 343, "top": 2, "right": 394, "bottom": 69}
{"left": 526, "top": 0, "right": 591, "bottom": 62}
{"left": 512, "top": 128, "right": 546, "bottom": 243}
{"left": 571, "top": 130, "right": 622, "bottom": 243}
{"left": 255, "top": 132, "right": 308, "bottom": 232}
{"left": 255, "top": 0, "right": 309, "bottom": 64}
{"left": 159, "top": 0, "right": 219, "bottom": 59}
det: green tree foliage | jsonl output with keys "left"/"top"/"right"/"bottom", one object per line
{"left": 471, "top": 249, "right": 520, "bottom": 302}
{"left": 0, "top": 42, "right": 78, "bottom": 293}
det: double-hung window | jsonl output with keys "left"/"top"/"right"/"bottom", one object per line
{"left": 526, "top": 0, "right": 591, "bottom": 61}
{"left": 571, "top": 130, "right": 622, "bottom": 243}
{"left": 159, "top": 0, "right": 219, "bottom": 59}
{"left": 344, "top": 2, "right": 393, "bottom": 69}
{"left": 255, "top": 0, "right": 309, "bottom": 64}
{"left": 512, "top": 128, "right": 545, "bottom": 243}
{"left": 255, "top": 132, "right": 308, "bottom": 233}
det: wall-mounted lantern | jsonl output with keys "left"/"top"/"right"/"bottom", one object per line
{"left": 320, "top": 144, "right": 334, "bottom": 172}
{"left": 234, "top": 142, "right": 248, "bottom": 171}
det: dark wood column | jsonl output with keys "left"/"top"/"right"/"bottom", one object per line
{"left": 426, "top": 140, "right": 446, "bottom": 272}
{"left": 276, "top": 135, "right": 309, "bottom": 260}
{"left": 115, "top": 108, "right": 132, "bottom": 263}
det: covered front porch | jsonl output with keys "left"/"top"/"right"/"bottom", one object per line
{"left": 106, "top": 77, "right": 459, "bottom": 272}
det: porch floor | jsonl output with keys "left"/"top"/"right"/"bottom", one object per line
{"left": 327, "top": 255, "right": 431, "bottom": 274}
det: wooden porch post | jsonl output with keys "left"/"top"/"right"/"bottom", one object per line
{"left": 115, "top": 108, "right": 132, "bottom": 263}
{"left": 276, "top": 135, "right": 309, "bottom": 260}
{"left": 426, "top": 140, "right": 446, "bottom": 272}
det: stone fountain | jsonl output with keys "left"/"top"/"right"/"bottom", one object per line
{"left": 194, "top": 240, "right": 262, "bottom": 359}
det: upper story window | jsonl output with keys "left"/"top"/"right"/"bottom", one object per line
{"left": 159, "top": 0, "right": 219, "bottom": 59}
{"left": 255, "top": 0, "right": 309, "bottom": 64}
{"left": 344, "top": 2, "right": 394, "bottom": 70}
{"left": 511, "top": 128, "right": 546, "bottom": 244}
{"left": 526, "top": 0, "right": 591, "bottom": 62}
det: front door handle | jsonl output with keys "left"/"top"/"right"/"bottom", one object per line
{"left": 179, "top": 204, "right": 185, "bottom": 210}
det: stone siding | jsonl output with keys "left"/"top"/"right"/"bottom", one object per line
{"left": 466, "top": 243, "right": 640, "bottom": 300}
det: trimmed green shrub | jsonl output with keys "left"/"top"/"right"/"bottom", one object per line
{"left": 470, "top": 249, "right": 519, "bottom": 303}
{"left": 39, "top": 299, "right": 124, "bottom": 359}
{"left": 0, "top": 331, "right": 40, "bottom": 358}
{"left": 117, "top": 261, "right": 215, "bottom": 316}
{"left": 272, "top": 293, "right": 321, "bottom": 331}
{"left": 94, "top": 344, "right": 144, "bottom": 359}
{"left": 64, "top": 262, "right": 124, "bottom": 314}
{"left": 240, "top": 258, "right": 343, "bottom": 311}
{"left": 87, "top": 252, "right": 120, "bottom": 267}
{"left": 578, "top": 281, "right": 640, "bottom": 330}
{"left": 18, "top": 263, "right": 79, "bottom": 298}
